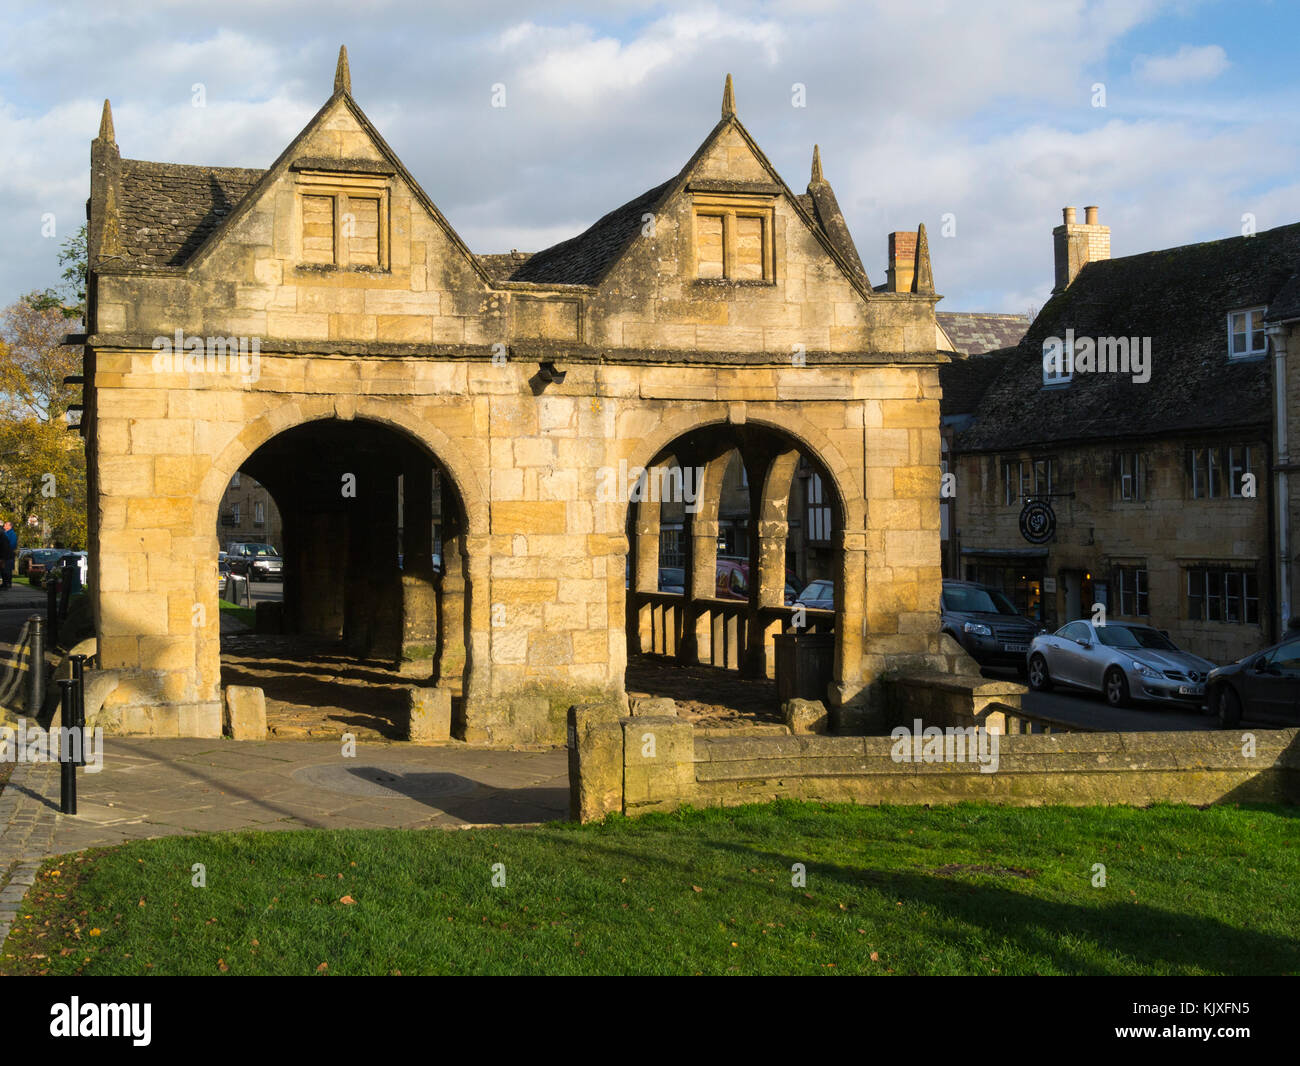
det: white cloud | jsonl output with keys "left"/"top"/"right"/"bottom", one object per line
{"left": 1133, "top": 43, "right": 1229, "bottom": 86}
{"left": 0, "top": 2, "right": 1293, "bottom": 314}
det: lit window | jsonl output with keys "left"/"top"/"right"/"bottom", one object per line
{"left": 1042, "top": 336, "right": 1073, "bottom": 386}
{"left": 1227, "top": 309, "right": 1268, "bottom": 359}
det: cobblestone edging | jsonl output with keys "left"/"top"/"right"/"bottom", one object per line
{"left": 0, "top": 761, "right": 59, "bottom": 951}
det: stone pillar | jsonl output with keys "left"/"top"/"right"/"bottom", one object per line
{"left": 400, "top": 464, "right": 437, "bottom": 678}
{"left": 633, "top": 496, "right": 661, "bottom": 654}
{"left": 740, "top": 454, "right": 771, "bottom": 678}
{"left": 298, "top": 511, "right": 346, "bottom": 638}
{"left": 435, "top": 512, "right": 467, "bottom": 686}
{"left": 459, "top": 533, "right": 492, "bottom": 742}
{"left": 685, "top": 516, "right": 718, "bottom": 665}
{"left": 832, "top": 530, "right": 869, "bottom": 731}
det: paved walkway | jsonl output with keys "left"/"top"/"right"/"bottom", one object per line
{"left": 0, "top": 737, "right": 568, "bottom": 948}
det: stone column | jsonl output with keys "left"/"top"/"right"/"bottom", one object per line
{"left": 633, "top": 495, "right": 661, "bottom": 654}
{"left": 399, "top": 464, "right": 437, "bottom": 678}
{"left": 436, "top": 506, "right": 467, "bottom": 686}
{"left": 459, "top": 533, "right": 492, "bottom": 742}
{"left": 832, "top": 529, "right": 869, "bottom": 730}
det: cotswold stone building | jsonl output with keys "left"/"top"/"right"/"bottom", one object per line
{"left": 945, "top": 207, "right": 1300, "bottom": 664}
{"left": 79, "top": 49, "right": 951, "bottom": 744}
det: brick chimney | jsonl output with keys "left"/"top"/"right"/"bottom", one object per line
{"left": 887, "top": 231, "right": 917, "bottom": 292}
{"left": 1053, "top": 205, "right": 1109, "bottom": 292}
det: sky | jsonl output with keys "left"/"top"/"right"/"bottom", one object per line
{"left": 0, "top": 0, "right": 1297, "bottom": 316}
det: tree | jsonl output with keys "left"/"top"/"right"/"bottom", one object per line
{"left": 0, "top": 298, "right": 86, "bottom": 547}
{"left": 26, "top": 223, "right": 88, "bottom": 323}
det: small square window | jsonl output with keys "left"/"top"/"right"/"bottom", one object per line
{"left": 692, "top": 196, "right": 774, "bottom": 281}
{"left": 1042, "top": 337, "right": 1072, "bottom": 386}
{"left": 1227, "top": 308, "right": 1268, "bottom": 358}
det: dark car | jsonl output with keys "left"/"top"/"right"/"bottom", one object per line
{"left": 227, "top": 542, "right": 283, "bottom": 581}
{"left": 25, "top": 548, "right": 65, "bottom": 586}
{"left": 941, "top": 579, "right": 1042, "bottom": 673}
{"left": 795, "top": 578, "right": 834, "bottom": 610}
{"left": 658, "top": 567, "right": 685, "bottom": 594}
{"left": 1206, "top": 634, "right": 1300, "bottom": 726}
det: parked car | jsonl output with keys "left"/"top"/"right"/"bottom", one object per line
{"left": 714, "top": 558, "right": 800, "bottom": 605}
{"left": 24, "top": 548, "right": 66, "bottom": 586}
{"left": 397, "top": 554, "right": 443, "bottom": 574}
{"left": 1206, "top": 635, "right": 1300, "bottom": 726}
{"left": 15, "top": 548, "right": 33, "bottom": 575}
{"left": 658, "top": 567, "right": 685, "bottom": 594}
{"left": 1026, "top": 619, "right": 1215, "bottom": 708}
{"left": 795, "top": 578, "right": 834, "bottom": 610}
{"left": 941, "top": 580, "right": 1042, "bottom": 673}
{"left": 227, "top": 542, "right": 283, "bottom": 581}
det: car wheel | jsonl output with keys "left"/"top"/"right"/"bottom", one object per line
{"left": 1027, "top": 653, "right": 1052, "bottom": 691}
{"left": 1104, "top": 666, "right": 1130, "bottom": 708}
{"left": 1216, "top": 686, "right": 1243, "bottom": 728}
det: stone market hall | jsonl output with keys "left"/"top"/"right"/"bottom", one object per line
{"left": 74, "top": 48, "right": 952, "bottom": 745}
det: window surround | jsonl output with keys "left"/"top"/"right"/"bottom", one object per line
{"left": 1227, "top": 307, "right": 1269, "bottom": 360}
{"left": 295, "top": 169, "right": 391, "bottom": 272}
{"left": 690, "top": 192, "right": 776, "bottom": 283}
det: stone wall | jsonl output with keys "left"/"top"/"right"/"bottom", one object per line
{"left": 569, "top": 702, "right": 1300, "bottom": 820}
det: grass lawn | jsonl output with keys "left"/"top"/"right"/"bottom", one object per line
{"left": 218, "top": 599, "right": 256, "bottom": 628}
{"left": 1, "top": 801, "right": 1296, "bottom": 976}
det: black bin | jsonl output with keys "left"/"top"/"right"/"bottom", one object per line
{"left": 774, "top": 632, "right": 835, "bottom": 703}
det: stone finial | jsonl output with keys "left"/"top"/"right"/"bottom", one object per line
{"left": 97, "top": 99, "right": 115, "bottom": 144}
{"left": 721, "top": 73, "right": 735, "bottom": 118}
{"left": 334, "top": 45, "right": 351, "bottom": 95}
{"left": 912, "top": 222, "right": 934, "bottom": 295}
{"left": 810, "top": 143, "right": 823, "bottom": 184}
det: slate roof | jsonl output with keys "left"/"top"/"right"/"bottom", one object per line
{"left": 939, "top": 348, "right": 1014, "bottom": 417}
{"left": 117, "top": 159, "right": 265, "bottom": 267}
{"left": 1266, "top": 273, "right": 1300, "bottom": 322}
{"left": 957, "top": 222, "right": 1300, "bottom": 453}
{"left": 506, "top": 180, "right": 674, "bottom": 285}
{"left": 936, "top": 312, "right": 1031, "bottom": 355}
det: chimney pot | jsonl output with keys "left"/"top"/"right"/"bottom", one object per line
{"left": 1063, "top": 206, "right": 1077, "bottom": 225}
{"left": 1085, "top": 205, "right": 1099, "bottom": 225}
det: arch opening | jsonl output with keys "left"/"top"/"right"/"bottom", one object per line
{"left": 623, "top": 422, "right": 847, "bottom": 726}
{"left": 213, "top": 417, "right": 471, "bottom": 740}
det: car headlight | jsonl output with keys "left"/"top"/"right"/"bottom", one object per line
{"left": 1130, "top": 660, "right": 1157, "bottom": 677}
{"left": 963, "top": 622, "right": 992, "bottom": 637}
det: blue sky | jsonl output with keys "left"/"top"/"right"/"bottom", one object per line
{"left": 0, "top": 0, "right": 1296, "bottom": 315}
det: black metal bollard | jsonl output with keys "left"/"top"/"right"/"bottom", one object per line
{"left": 46, "top": 575, "right": 60, "bottom": 648}
{"left": 70, "top": 653, "right": 87, "bottom": 768}
{"left": 57, "top": 678, "right": 77, "bottom": 815}
{"left": 26, "top": 614, "right": 45, "bottom": 718}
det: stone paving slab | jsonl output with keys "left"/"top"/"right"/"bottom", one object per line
{"left": 0, "top": 737, "right": 569, "bottom": 950}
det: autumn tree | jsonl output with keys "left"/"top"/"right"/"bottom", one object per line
{"left": 0, "top": 297, "right": 86, "bottom": 547}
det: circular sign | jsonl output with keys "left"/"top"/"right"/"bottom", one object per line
{"left": 1019, "top": 499, "right": 1056, "bottom": 544}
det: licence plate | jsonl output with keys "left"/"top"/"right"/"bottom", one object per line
{"left": 1002, "top": 643, "right": 1028, "bottom": 653}
{"left": 1178, "top": 685, "right": 1204, "bottom": 696}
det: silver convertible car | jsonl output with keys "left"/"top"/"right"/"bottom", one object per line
{"left": 1026, "top": 620, "right": 1216, "bottom": 708}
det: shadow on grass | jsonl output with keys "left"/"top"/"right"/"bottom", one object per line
{"left": 528, "top": 817, "right": 1300, "bottom": 975}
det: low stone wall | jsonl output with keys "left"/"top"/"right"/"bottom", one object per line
{"left": 882, "top": 671, "right": 1027, "bottom": 731}
{"left": 568, "top": 701, "right": 1300, "bottom": 821}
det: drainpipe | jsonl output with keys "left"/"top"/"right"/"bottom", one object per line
{"left": 1271, "top": 323, "right": 1291, "bottom": 631}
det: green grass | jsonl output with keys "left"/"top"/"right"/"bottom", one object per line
{"left": 2, "top": 801, "right": 1297, "bottom": 976}
{"left": 218, "top": 599, "right": 256, "bottom": 628}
